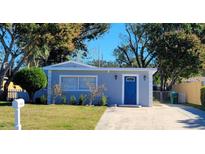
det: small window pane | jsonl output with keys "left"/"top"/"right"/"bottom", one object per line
{"left": 126, "top": 77, "right": 136, "bottom": 82}
{"left": 61, "top": 77, "right": 78, "bottom": 91}
{"left": 79, "top": 77, "right": 96, "bottom": 90}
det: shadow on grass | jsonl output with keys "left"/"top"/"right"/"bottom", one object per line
{"left": 26, "top": 102, "right": 48, "bottom": 105}
{"left": 0, "top": 101, "right": 48, "bottom": 106}
{"left": 0, "top": 102, "right": 12, "bottom": 106}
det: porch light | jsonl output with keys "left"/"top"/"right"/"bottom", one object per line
{"left": 143, "top": 75, "right": 146, "bottom": 81}
{"left": 114, "top": 75, "right": 118, "bottom": 80}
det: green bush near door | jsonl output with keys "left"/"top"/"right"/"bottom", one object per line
{"left": 100, "top": 95, "right": 107, "bottom": 106}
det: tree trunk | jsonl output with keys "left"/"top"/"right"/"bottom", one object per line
{"left": 89, "top": 95, "right": 93, "bottom": 106}
{"left": 0, "top": 76, "right": 4, "bottom": 99}
{"left": 167, "top": 77, "right": 178, "bottom": 91}
{"left": 160, "top": 69, "right": 164, "bottom": 91}
{"left": 0, "top": 76, "right": 4, "bottom": 90}
{"left": 29, "top": 92, "right": 34, "bottom": 103}
{"left": 0, "top": 74, "right": 8, "bottom": 101}
{"left": 2, "top": 79, "right": 11, "bottom": 101}
{"left": 89, "top": 99, "right": 93, "bottom": 106}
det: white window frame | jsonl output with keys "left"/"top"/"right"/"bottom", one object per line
{"left": 59, "top": 75, "right": 98, "bottom": 92}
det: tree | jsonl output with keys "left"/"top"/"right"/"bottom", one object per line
{"left": 13, "top": 67, "right": 47, "bottom": 102}
{"left": 42, "top": 23, "right": 110, "bottom": 66}
{"left": 114, "top": 23, "right": 205, "bottom": 68}
{"left": 88, "top": 59, "right": 120, "bottom": 67}
{"left": 0, "top": 23, "right": 109, "bottom": 100}
{"left": 147, "top": 23, "right": 205, "bottom": 90}
{"left": 154, "top": 31, "right": 205, "bottom": 90}
{"left": 114, "top": 23, "right": 205, "bottom": 90}
{"left": 114, "top": 23, "right": 157, "bottom": 68}
{"left": 26, "top": 24, "right": 83, "bottom": 67}
{"left": 0, "top": 23, "right": 51, "bottom": 99}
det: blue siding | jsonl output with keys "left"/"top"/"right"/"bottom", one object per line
{"left": 48, "top": 70, "right": 150, "bottom": 106}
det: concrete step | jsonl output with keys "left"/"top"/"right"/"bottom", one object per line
{"left": 118, "top": 105, "right": 142, "bottom": 108}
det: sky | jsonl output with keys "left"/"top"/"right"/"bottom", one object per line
{"left": 85, "top": 23, "right": 126, "bottom": 62}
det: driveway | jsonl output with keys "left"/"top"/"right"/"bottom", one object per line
{"left": 95, "top": 103, "right": 205, "bottom": 130}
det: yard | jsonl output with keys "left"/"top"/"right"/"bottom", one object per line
{"left": 0, "top": 102, "right": 106, "bottom": 130}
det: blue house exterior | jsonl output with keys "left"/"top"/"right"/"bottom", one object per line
{"left": 43, "top": 61, "right": 157, "bottom": 107}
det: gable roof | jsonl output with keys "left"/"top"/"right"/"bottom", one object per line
{"left": 43, "top": 61, "right": 157, "bottom": 74}
{"left": 43, "top": 61, "right": 97, "bottom": 69}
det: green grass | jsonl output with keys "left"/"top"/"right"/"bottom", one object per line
{"left": 0, "top": 102, "right": 106, "bottom": 130}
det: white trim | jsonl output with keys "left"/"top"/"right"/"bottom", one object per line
{"left": 43, "top": 61, "right": 96, "bottom": 69}
{"left": 59, "top": 75, "right": 98, "bottom": 92}
{"left": 44, "top": 66, "right": 157, "bottom": 73}
{"left": 148, "top": 72, "right": 153, "bottom": 107}
{"left": 122, "top": 74, "right": 139, "bottom": 105}
{"left": 47, "top": 70, "right": 52, "bottom": 104}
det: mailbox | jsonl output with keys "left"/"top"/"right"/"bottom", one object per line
{"left": 12, "top": 98, "right": 25, "bottom": 130}
{"left": 12, "top": 99, "right": 25, "bottom": 109}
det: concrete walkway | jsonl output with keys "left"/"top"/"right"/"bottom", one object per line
{"left": 95, "top": 103, "right": 205, "bottom": 130}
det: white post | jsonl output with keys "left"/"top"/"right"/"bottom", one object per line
{"left": 14, "top": 108, "right": 21, "bottom": 130}
{"left": 12, "top": 99, "right": 25, "bottom": 130}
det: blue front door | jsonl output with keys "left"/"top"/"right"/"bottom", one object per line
{"left": 124, "top": 76, "right": 137, "bottom": 105}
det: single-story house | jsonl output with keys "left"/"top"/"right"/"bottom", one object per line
{"left": 43, "top": 61, "right": 157, "bottom": 107}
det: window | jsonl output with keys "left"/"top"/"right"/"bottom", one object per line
{"left": 60, "top": 75, "right": 97, "bottom": 91}
{"left": 79, "top": 77, "right": 96, "bottom": 90}
{"left": 126, "top": 77, "right": 136, "bottom": 82}
{"left": 61, "top": 77, "right": 78, "bottom": 90}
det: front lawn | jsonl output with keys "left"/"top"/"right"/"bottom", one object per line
{"left": 0, "top": 102, "right": 106, "bottom": 130}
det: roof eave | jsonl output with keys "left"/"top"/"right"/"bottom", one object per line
{"left": 42, "top": 61, "right": 97, "bottom": 69}
{"left": 43, "top": 67, "right": 157, "bottom": 73}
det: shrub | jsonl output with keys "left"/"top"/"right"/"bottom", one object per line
{"left": 52, "top": 84, "right": 62, "bottom": 104}
{"left": 70, "top": 95, "right": 76, "bottom": 105}
{"left": 88, "top": 84, "right": 106, "bottom": 105}
{"left": 79, "top": 95, "right": 87, "bottom": 105}
{"left": 201, "top": 86, "right": 205, "bottom": 106}
{"left": 100, "top": 95, "right": 107, "bottom": 106}
{"left": 35, "top": 98, "right": 41, "bottom": 104}
{"left": 35, "top": 95, "right": 47, "bottom": 104}
{"left": 61, "top": 95, "right": 67, "bottom": 104}
{"left": 13, "top": 67, "right": 47, "bottom": 102}
{"left": 40, "top": 95, "right": 47, "bottom": 104}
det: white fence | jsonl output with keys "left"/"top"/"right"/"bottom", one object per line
{"left": 7, "top": 89, "right": 24, "bottom": 101}
{"left": 7, "top": 88, "right": 47, "bottom": 102}
{"left": 153, "top": 91, "right": 171, "bottom": 103}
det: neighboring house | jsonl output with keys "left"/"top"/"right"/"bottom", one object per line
{"left": 1, "top": 77, "right": 22, "bottom": 91}
{"left": 1, "top": 77, "right": 23, "bottom": 101}
{"left": 180, "top": 76, "right": 205, "bottom": 83}
{"left": 43, "top": 61, "right": 157, "bottom": 107}
{"left": 173, "top": 76, "right": 205, "bottom": 105}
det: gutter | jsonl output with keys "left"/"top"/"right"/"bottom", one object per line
{"left": 43, "top": 67, "right": 157, "bottom": 74}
